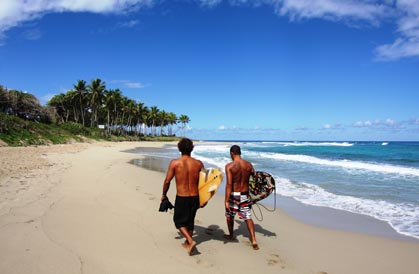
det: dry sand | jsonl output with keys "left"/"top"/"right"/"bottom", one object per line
{"left": 1, "top": 141, "right": 418, "bottom": 274}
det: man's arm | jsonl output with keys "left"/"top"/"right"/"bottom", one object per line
{"left": 162, "top": 160, "right": 175, "bottom": 201}
{"left": 224, "top": 164, "right": 232, "bottom": 210}
{"left": 250, "top": 162, "right": 255, "bottom": 176}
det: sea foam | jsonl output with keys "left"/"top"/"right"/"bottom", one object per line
{"left": 252, "top": 152, "right": 419, "bottom": 177}
{"left": 277, "top": 176, "right": 419, "bottom": 239}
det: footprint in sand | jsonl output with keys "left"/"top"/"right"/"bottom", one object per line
{"left": 267, "top": 253, "right": 286, "bottom": 269}
{"left": 241, "top": 240, "right": 259, "bottom": 250}
{"left": 144, "top": 192, "right": 156, "bottom": 200}
{"left": 196, "top": 259, "right": 213, "bottom": 268}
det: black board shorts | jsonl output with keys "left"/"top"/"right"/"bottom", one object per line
{"left": 173, "top": 195, "right": 200, "bottom": 231}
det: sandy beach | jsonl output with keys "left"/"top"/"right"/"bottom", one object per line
{"left": 1, "top": 141, "right": 419, "bottom": 274}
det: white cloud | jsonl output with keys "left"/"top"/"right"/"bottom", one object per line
{"left": 216, "top": 125, "right": 243, "bottom": 131}
{"left": 117, "top": 19, "right": 140, "bottom": 28}
{"left": 353, "top": 120, "right": 373, "bottom": 127}
{"left": 124, "top": 81, "right": 147, "bottom": 89}
{"left": 41, "top": 93, "right": 56, "bottom": 105}
{"left": 111, "top": 80, "right": 148, "bottom": 89}
{"left": 22, "top": 28, "right": 42, "bottom": 40}
{"left": 322, "top": 123, "right": 332, "bottom": 129}
{"left": 198, "top": 0, "right": 223, "bottom": 8}
{"left": 201, "top": 0, "right": 418, "bottom": 60}
{"left": 277, "top": 0, "right": 389, "bottom": 24}
{"left": 0, "top": 0, "right": 153, "bottom": 43}
{"left": 1, "top": 0, "right": 419, "bottom": 60}
{"left": 351, "top": 118, "right": 412, "bottom": 131}
{"left": 295, "top": 125, "right": 309, "bottom": 131}
{"left": 385, "top": 118, "right": 398, "bottom": 127}
{"left": 375, "top": 0, "right": 419, "bottom": 60}
{"left": 218, "top": 0, "right": 419, "bottom": 61}
{"left": 410, "top": 117, "right": 419, "bottom": 125}
{"left": 321, "top": 123, "right": 343, "bottom": 130}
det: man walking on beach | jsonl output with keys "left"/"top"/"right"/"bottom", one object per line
{"left": 224, "top": 145, "right": 259, "bottom": 250}
{"left": 161, "top": 138, "right": 204, "bottom": 255}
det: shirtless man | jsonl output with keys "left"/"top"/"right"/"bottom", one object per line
{"left": 224, "top": 145, "right": 259, "bottom": 250}
{"left": 161, "top": 138, "right": 204, "bottom": 255}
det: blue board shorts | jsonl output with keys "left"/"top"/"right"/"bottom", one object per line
{"left": 173, "top": 195, "right": 200, "bottom": 231}
{"left": 225, "top": 192, "right": 252, "bottom": 220}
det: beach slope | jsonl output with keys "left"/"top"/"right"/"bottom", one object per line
{"left": 1, "top": 142, "right": 418, "bottom": 274}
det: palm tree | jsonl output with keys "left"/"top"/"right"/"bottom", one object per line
{"left": 119, "top": 96, "right": 130, "bottom": 135}
{"left": 140, "top": 106, "right": 149, "bottom": 135}
{"left": 134, "top": 102, "right": 147, "bottom": 135}
{"left": 167, "top": 112, "right": 177, "bottom": 136}
{"left": 0, "top": 85, "right": 9, "bottom": 113}
{"left": 104, "top": 89, "right": 122, "bottom": 135}
{"left": 65, "top": 90, "right": 79, "bottom": 122}
{"left": 149, "top": 106, "right": 159, "bottom": 136}
{"left": 44, "top": 78, "right": 192, "bottom": 138}
{"left": 178, "top": 114, "right": 190, "bottom": 137}
{"left": 88, "top": 78, "right": 106, "bottom": 127}
{"left": 124, "top": 98, "right": 137, "bottom": 135}
{"left": 73, "top": 80, "right": 87, "bottom": 126}
{"left": 112, "top": 89, "right": 123, "bottom": 134}
{"left": 158, "top": 110, "right": 168, "bottom": 136}
{"left": 48, "top": 93, "right": 71, "bottom": 122}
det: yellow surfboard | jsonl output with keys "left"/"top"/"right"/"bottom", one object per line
{"left": 198, "top": 168, "right": 223, "bottom": 207}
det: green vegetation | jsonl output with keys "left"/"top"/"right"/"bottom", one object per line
{"left": 0, "top": 80, "right": 188, "bottom": 146}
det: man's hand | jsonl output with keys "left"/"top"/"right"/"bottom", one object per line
{"left": 225, "top": 201, "right": 230, "bottom": 211}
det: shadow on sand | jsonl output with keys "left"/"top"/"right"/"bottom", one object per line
{"left": 174, "top": 220, "right": 277, "bottom": 255}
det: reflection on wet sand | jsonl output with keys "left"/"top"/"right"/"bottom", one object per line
{"left": 130, "top": 156, "right": 170, "bottom": 173}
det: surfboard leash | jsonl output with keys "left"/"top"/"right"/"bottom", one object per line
{"left": 252, "top": 184, "right": 277, "bottom": 222}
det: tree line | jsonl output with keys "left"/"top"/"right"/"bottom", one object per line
{"left": 0, "top": 79, "right": 190, "bottom": 137}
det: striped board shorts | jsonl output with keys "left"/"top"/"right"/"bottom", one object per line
{"left": 225, "top": 192, "right": 252, "bottom": 220}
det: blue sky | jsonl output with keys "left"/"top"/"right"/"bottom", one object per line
{"left": 1, "top": 0, "right": 419, "bottom": 141}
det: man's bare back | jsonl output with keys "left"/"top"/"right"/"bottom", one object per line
{"left": 225, "top": 158, "right": 254, "bottom": 193}
{"left": 165, "top": 155, "right": 203, "bottom": 197}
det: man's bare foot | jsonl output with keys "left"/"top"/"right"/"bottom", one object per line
{"left": 181, "top": 241, "right": 197, "bottom": 255}
{"left": 223, "top": 234, "right": 235, "bottom": 241}
{"left": 188, "top": 241, "right": 196, "bottom": 255}
{"left": 252, "top": 242, "right": 260, "bottom": 250}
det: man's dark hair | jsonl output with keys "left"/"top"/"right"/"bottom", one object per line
{"left": 178, "top": 138, "right": 194, "bottom": 155}
{"left": 230, "top": 145, "right": 241, "bottom": 155}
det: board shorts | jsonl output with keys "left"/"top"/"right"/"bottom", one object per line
{"left": 225, "top": 192, "right": 252, "bottom": 220}
{"left": 173, "top": 195, "right": 200, "bottom": 231}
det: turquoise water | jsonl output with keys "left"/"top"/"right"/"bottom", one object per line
{"left": 190, "top": 141, "right": 419, "bottom": 240}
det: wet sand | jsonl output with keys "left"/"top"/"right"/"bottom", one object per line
{"left": 1, "top": 141, "right": 419, "bottom": 274}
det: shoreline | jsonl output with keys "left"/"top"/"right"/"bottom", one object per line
{"left": 1, "top": 141, "right": 418, "bottom": 274}
{"left": 128, "top": 149, "right": 419, "bottom": 243}
{"left": 275, "top": 195, "right": 419, "bottom": 243}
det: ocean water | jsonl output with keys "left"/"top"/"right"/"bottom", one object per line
{"left": 133, "top": 141, "right": 419, "bottom": 240}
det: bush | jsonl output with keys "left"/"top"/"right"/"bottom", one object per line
{"left": 59, "top": 122, "right": 90, "bottom": 135}
{"left": 0, "top": 113, "right": 23, "bottom": 134}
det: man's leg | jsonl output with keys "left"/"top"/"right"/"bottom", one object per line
{"left": 179, "top": 227, "right": 196, "bottom": 255}
{"left": 224, "top": 215, "right": 235, "bottom": 240}
{"left": 245, "top": 219, "right": 259, "bottom": 250}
